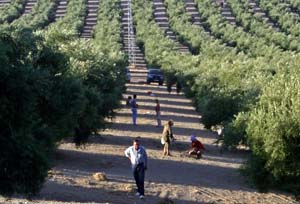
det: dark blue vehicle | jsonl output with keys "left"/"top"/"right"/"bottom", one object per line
{"left": 146, "top": 68, "right": 164, "bottom": 85}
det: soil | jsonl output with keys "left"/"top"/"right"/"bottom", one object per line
{"left": 0, "top": 70, "right": 298, "bottom": 204}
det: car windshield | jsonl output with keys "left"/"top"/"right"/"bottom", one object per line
{"left": 149, "top": 69, "right": 162, "bottom": 74}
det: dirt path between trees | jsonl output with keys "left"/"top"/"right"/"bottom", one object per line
{"left": 1, "top": 69, "right": 298, "bottom": 204}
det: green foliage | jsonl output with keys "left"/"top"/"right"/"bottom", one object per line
{"left": 194, "top": 0, "right": 286, "bottom": 57}
{"left": 10, "top": 0, "right": 58, "bottom": 30}
{"left": 93, "top": 0, "right": 123, "bottom": 54}
{"left": 165, "top": 0, "right": 236, "bottom": 56}
{"left": 259, "top": 0, "right": 300, "bottom": 37}
{"left": 45, "top": 0, "right": 126, "bottom": 146}
{"left": 241, "top": 155, "right": 273, "bottom": 192}
{"left": 227, "top": 0, "right": 300, "bottom": 52}
{"left": 0, "top": 28, "right": 72, "bottom": 196}
{"left": 0, "top": 130, "right": 50, "bottom": 197}
{"left": 0, "top": 0, "right": 126, "bottom": 194}
{"left": 222, "top": 113, "right": 248, "bottom": 148}
{"left": 0, "top": 0, "right": 26, "bottom": 24}
{"left": 2, "top": 0, "right": 300, "bottom": 197}
{"left": 49, "top": 0, "right": 86, "bottom": 35}
{"left": 246, "top": 68, "right": 300, "bottom": 195}
{"left": 132, "top": 0, "right": 267, "bottom": 131}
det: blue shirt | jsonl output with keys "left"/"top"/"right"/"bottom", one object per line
{"left": 130, "top": 99, "right": 137, "bottom": 109}
{"left": 125, "top": 145, "right": 148, "bottom": 170}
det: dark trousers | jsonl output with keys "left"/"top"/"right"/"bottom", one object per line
{"left": 133, "top": 164, "right": 145, "bottom": 195}
{"left": 131, "top": 108, "right": 137, "bottom": 125}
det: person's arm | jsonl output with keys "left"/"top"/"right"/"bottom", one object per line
{"left": 162, "top": 126, "right": 169, "bottom": 142}
{"left": 124, "top": 147, "right": 131, "bottom": 161}
{"left": 188, "top": 142, "right": 194, "bottom": 153}
{"left": 169, "top": 127, "right": 175, "bottom": 141}
{"left": 168, "top": 126, "right": 172, "bottom": 137}
{"left": 200, "top": 142, "right": 205, "bottom": 150}
{"left": 144, "top": 148, "right": 148, "bottom": 170}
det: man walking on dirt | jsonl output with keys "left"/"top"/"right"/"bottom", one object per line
{"left": 125, "top": 138, "right": 148, "bottom": 199}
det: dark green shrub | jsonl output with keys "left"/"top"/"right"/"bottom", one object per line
{"left": 241, "top": 155, "right": 273, "bottom": 192}
{"left": 0, "top": 130, "right": 50, "bottom": 197}
{"left": 0, "top": 32, "right": 53, "bottom": 196}
{"left": 0, "top": 0, "right": 127, "bottom": 196}
{"left": 0, "top": 26, "right": 86, "bottom": 196}
{"left": 196, "top": 88, "right": 243, "bottom": 129}
{"left": 246, "top": 69, "right": 300, "bottom": 196}
{"left": 223, "top": 112, "right": 248, "bottom": 148}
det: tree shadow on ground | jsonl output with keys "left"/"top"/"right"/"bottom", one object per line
{"left": 88, "top": 134, "right": 247, "bottom": 165}
{"left": 89, "top": 133, "right": 215, "bottom": 152}
{"left": 125, "top": 104, "right": 198, "bottom": 117}
{"left": 128, "top": 97, "right": 194, "bottom": 107}
{"left": 33, "top": 180, "right": 213, "bottom": 204}
{"left": 52, "top": 149, "right": 252, "bottom": 192}
{"left": 126, "top": 89, "right": 187, "bottom": 100}
{"left": 116, "top": 112, "right": 200, "bottom": 124}
{"left": 110, "top": 123, "right": 216, "bottom": 139}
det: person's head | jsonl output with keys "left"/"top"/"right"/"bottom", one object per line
{"left": 133, "top": 94, "right": 137, "bottom": 99}
{"left": 190, "top": 135, "right": 196, "bottom": 141}
{"left": 168, "top": 120, "right": 174, "bottom": 126}
{"left": 133, "top": 138, "right": 140, "bottom": 150}
{"left": 128, "top": 96, "right": 132, "bottom": 100}
{"left": 155, "top": 99, "right": 159, "bottom": 104}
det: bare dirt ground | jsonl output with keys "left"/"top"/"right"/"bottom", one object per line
{"left": 1, "top": 69, "right": 299, "bottom": 204}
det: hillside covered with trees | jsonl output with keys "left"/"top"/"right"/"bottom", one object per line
{"left": 0, "top": 0, "right": 299, "bottom": 202}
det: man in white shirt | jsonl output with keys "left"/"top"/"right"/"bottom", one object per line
{"left": 125, "top": 138, "right": 148, "bottom": 199}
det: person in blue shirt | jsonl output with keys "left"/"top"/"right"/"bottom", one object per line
{"left": 125, "top": 138, "right": 148, "bottom": 199}
{"left": 129, "top": 94, "right": 138, "bottom": 125}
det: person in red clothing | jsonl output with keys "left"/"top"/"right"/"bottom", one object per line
{"left": 189, "top": 135, "right": 205, "bottom": 159}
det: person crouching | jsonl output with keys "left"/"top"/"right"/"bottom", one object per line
{"left": 189, "top": 135, "right": 205, "bottom": 159}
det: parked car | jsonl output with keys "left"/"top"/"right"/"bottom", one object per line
{"left": 147, "top": 68, "right": 164, "bottom": 85}
{"left": 126, "top": 68, "right": 131, "bottom": 82}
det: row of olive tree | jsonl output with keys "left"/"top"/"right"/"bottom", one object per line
{"left": 242, "top": 64, "right": 300, "bottom": 195}
{"left": 191, "top": 0, "right": 300, "bottom": 194}
{"left": 0, "top": 26, "right": 80, "bottom": 197}
{"left": 259, "top": 0, "right": 300, "bottom": 37}
{"left": 10, "top": 0, "right": 58, "bottom": 29}
{"left": 227, "top": 0, "right": 300, "bottom": 52}
{"left": 0, "top": 0, "right": 126, "bottom": 197}
{"left": 0, "top": 0, "right": 26, "bottom": 24}
{"left": 133, "top": 0, "right": 300, "bottom": 196}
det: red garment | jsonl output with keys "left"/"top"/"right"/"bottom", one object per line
{"left": 155, "top": 103, "right": 160, "bottom": 113}
{"left": 191, "top": 140, "right": 205, "bottom": 150}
